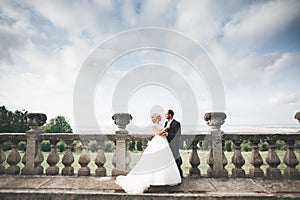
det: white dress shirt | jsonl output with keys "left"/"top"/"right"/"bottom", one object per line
{"left": 165, "top": 119, "right": 174, "bottom": 136}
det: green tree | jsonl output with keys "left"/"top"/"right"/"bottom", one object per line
{"left": 42, "top": 115, "right": 72, "bottom": 133}
{"left": 0, "top": 106, "right": 29, "bottom": 133}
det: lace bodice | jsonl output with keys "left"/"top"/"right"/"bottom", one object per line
{"left": 152, "top": 123, "right": 163, "bottom": 130}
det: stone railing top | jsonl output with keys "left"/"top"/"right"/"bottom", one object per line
{"left": 223, "top": 133, "right": 300, "bottom": 141}
{"left": 1, "top": 132, "right": 300, "bottom": 142}
{"left": 0, "top": 133, "right": 26, "bottom": 142}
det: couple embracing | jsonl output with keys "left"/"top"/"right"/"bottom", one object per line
{"left": 115, "top": 109, "right": 183, "bottom": 194}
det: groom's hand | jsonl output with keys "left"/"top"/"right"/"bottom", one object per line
{"left": 160, "top": 131, "right": 168, "bottom": 136}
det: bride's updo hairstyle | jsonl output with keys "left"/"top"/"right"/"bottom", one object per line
{"left": 151, "top": 113, "right": 161, "bottom": 123}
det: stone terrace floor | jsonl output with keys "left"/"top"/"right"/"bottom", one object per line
{"left": 0, "top": 176, "right": 300, "bottom": 200}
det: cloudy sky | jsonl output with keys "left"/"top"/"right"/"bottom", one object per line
{"left": 0, "top": 0, "right": 299, "bottom": 131}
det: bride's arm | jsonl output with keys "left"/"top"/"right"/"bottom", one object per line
{"left": 152, "top": 126, "right": 166, "bottom": 135}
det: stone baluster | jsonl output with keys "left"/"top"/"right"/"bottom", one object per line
{"left": 6, "top": 140, "right": 21, "bottom": 175}
{"left": 21, "top": 113, "right": 47, "bottom": 175}
{"left": 204, "top": 112, "right": 228, "bottom": 178}
{"left": 266, "top": 139, "right": 281, "bottom": 178}
{"left": 111, "top": 113, "right": 132, "bottom": 176}
{"left": 249, "top": 139, "right": 264, "bottom": 178}
{"left": 62, "top": 139, "right": 75, "bottom": 176}
{"left": 189, "top": 139, "right": 200, "bottom": 177}
{"left": 78, "top": 140, "right": 91, "bottom": 176}
{"left": 283, "top": 139, "right": 299, "bottom": 179}
{"left": 231, "top": 139, "right": 245, "bottom": 177}
{"left": 46, "top": 140, "right": 60, "bottom": 175}
{"left": 95, "top": 139, "right": 106, "bottom": 177}
{"left": 0, "top": 140, "right": 6, "bottom": 174}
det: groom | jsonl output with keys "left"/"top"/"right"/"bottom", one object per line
{"left": 159, "top": 109, "right": 183, "bottom": 178}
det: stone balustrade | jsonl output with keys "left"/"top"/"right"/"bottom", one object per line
{"left": 0, "top": 112, "right": 299, "bottom": 179}
{"left": 1, "top": 132, "right": 300, "bottom": 179}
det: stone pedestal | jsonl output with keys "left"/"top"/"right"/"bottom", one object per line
{"left": 112, "top": 135, "right": 130, "bottom": 176}
{"left": 204, "top": 112, "right": 228, "bottom": 178}
{"left": 111, "top": 113, "right": 132, "bottom": 176}
{"left": 21, "top": 113, "right": 47, "bottom": 175}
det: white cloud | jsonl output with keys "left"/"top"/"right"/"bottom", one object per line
{"left": 175, "top": 0, "right": 223, "bottom": 46}
{"left": 24, "top": 0, "right": 117, "bottom": 41}
{"left": 138, "top": 0, "right": 175, "bottom": 27}
{"left": 0, "top": 1, "right": 37, "bottom": 62}
{"left": 269, "top": 92, "right": 299, "bottom": 105}
{"left": 264, "top": 52, "right": 300, "bottom": 83}
{"left": 221, "top": 0, "right": 300, "bottom": 54}
{"left": 0, "top": 38, "right": 91, "bottom": 123}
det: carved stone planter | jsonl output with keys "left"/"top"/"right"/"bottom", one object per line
{"left": 204, "top": 112, "right": 226, "bottom": 131}
{"left": 295, "top": 112, "right": 300, "bottom": 123}
{"left": 24, "top": 113, "right": 47, "bottom": 132}
{"left": 112, "top": 113, "right": 132, "bottom": 134}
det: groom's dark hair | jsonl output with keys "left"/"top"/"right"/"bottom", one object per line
{"left": 167, "top": 109, "right": 174, "bottom": 116}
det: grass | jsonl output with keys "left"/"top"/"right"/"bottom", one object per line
{"left": 3, "top": 149, "right": 300, "bottom": 176}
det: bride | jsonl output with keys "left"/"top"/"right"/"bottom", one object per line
{"left": 115, "top": 113, "right": 182, "bottom": 194}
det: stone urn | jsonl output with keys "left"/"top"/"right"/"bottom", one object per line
{"left": 204, "top": 112, "right": 226, "bottom": 131}
{"left": 295, "top": 112, "right": 300, "bottom": 123}
{"left": 24, "top": 113, "right": 47, "bottom": 132}
{"left": 112, "top": 113, "right": 132, "bottom": 134}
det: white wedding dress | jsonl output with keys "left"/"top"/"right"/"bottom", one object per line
{"left": 115, "top": 123, "right": 182, "bottom": 194}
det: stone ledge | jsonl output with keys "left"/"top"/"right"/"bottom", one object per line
{"left": 0, "top": 176, "right": 300, "bottom": 200}
{"left": 0, "top": 189, "right": 298, "bottom": 200}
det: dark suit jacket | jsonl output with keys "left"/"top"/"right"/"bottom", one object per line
{"left": 164, "top": 119, "right": 181, "bottom": 159}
